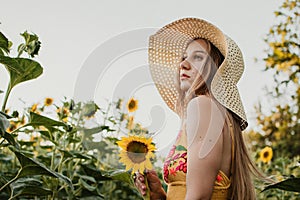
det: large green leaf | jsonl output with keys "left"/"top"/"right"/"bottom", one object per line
{"left": 1, "top": 132, "right": 19, "bottom": 148}
{"left": 26, "top": 112, "right": 68, "bottom": 129}
{"left": 12, "top": 150, "right": 73, "bottom": 189}
{"left": 0, "top": 32, "right": 9, "bottom": 54}
{"left": 262, "top": 177, "right": 300, "bottom": 193}
{"left": 0, "top": 56, "right": 43, "bottom": 92}
{"left": 11, "top": 178, "right": 52, "bottom": 198}
{"left": 6, "top": 57, "right": 43, "bottom": 88}
{"left": 0, "top": 55, "right": 24, "bottom": 76}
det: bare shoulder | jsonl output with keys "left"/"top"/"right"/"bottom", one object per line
{"left": 185, "top": 96, "right": 213, "bottom": 139}
{"left": 185, "top": 95, "right": 225, "bottom": 146}
{"left": 186, "top": 95, "right": 213, "bottom": 114}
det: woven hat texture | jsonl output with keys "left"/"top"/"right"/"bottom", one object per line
{"left": 148, "top": 17, "right": 247, "bottom": 130}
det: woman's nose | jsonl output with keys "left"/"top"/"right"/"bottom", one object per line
{"left": 180, "top": 59, "right": 191, "bottom": 70}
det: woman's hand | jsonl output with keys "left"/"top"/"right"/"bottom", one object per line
{"left": 134, "top": 170, "right": 166, "bottom": 200}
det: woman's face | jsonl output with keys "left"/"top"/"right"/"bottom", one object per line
{"left": 179, "top": 39, "right": 209, "bottom": 92}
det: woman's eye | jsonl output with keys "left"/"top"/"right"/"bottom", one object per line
{"left": 194, "top": 55, "right": 203, "bottom": 60}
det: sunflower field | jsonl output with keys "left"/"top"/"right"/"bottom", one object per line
{"left": 0, "top": 31, "right": 149, "bottom": 199}
{"left": 245, "top": 0, "right": 300, "bottom": 199}
{"left": 0, "top": 0, "right": 300, "bottom": 199}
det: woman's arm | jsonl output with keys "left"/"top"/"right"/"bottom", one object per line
{"left": 185, "top": 96, "right": 225, "bottom": 200}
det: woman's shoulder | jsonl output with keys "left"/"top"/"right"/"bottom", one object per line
{"left": 187, "top": 95, "right": 214, "bottom": 112}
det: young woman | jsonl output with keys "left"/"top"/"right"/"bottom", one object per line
{"left": 135, "top": 17, "right": 263, "bottom": 200}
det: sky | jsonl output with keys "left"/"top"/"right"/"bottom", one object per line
{"left": 0, "top": 0, "right": 282, "bottom": 154}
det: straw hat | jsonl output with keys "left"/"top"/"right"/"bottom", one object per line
{"left": 148, "top": 17, "right": 248, "bottom": 130}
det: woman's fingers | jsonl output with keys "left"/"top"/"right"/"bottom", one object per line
{"left": 134, "top": 172, "right": 147, "bottom": 196}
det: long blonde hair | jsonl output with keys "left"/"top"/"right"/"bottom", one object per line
{"left": 175, "top": 38, "right": 264, "bottom": 200}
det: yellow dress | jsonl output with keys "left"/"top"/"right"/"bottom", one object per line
{"left": 163, "top": 128, "right": 233, "bottom": 200}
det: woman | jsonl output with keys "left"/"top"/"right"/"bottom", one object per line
{"left": 135, "top": 18, "right": 263, "bottom": 200}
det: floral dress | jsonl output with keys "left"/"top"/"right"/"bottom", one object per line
{"left": 163, "top": 127, "right": 232, "bottom": 200}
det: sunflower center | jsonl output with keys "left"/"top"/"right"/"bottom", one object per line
{"left": 126, "top": 141, "right": 148, "bottom": 163}
{"left": 263, "top": 151, "right": 269, "bottom": 158}
{"left": 128, "top": 101, "right": 136, "bottom": 109}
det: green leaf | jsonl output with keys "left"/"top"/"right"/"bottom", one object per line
{"left": 175, "top": 145, "right": 187, "bottom": 151}
{"left": 13, "top": 185, "right": 52, "bottom": 197}
{"left": 57, "top": 149, "right": 91, "bottom": 160}
{"left": 57, "top": 149, "right": 74, "bottom": 158}
{"left": 0, "top": 112, "right": 10, "bottom": 135}
{"left": 0, "top": 153, "right": 14, "bottom": 163}
{"left": 0, "top": 181, "right": 10, "bottom": 198}
{"left": 81, "top": 101, "right": 99, "bottom": 118}
{"left": 109, "top": 170, "right": 133, "bottom": 185}
{"left": 37, "top": 130, "right": 58, "bottom": 146}
{"left": 71, "top": 151, "right": 92, "bottom": 159}
{"left": 0, "top": 55, "right": 25, "bottom": 76}
{"left": 18, "top": 31, "right": 41, "bottom": 58}
{"left": 0, "top": 111, "right": 13, "bottom": 119}
{"left": 11, "top": 178, "right": 52, "bottom": 198}
{"left": 81, "top": 164, "right": 111, "bottom": 181}
{"left": 82, "top": 126, "right": 112, "bottom": 137}
{"left": 78, "top": 174, "right": 96, "bottom": 183}
{"left": 83, "top": 125, "right": 109, "bottom": 136}
{"left": 11, "top": 149, "right": 73, "bottom": 190}
{"left": 262, "top": 177, "right": 300, "bottom": 193}
{"left": 0, "top": 112, "right": 19, "bottom": 148}
{"left": 26, "top": 112, "right": 67, "bottom": 129}
{"left": 80, "top": 178, "right": 97, "bottom": 192}
{"left": 2, "top": 132, "right": 19, "bottom": 148}
{"left": 0, "top": 32, "right": 9, "bottom": 54}
{"left": 6, "top": 57, "right": 43, "bottom": 89}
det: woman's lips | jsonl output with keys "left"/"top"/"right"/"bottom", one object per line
{"left": 180, "top": 74, "right": 190, "bottom": 80}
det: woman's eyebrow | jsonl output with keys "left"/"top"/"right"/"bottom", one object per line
{"left": 194, "top": 50, "right": 207, "bottom": 54}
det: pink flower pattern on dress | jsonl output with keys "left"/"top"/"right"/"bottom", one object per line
{"left": 216, "top": 174, "right": 223, "bottom": 182}
{"left": 163, "top": 144, "right": 187, "bottom": 183}
{"left": 163, "top": 130, "right": 225, "bottom": 184}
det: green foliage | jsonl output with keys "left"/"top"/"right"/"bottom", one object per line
{"left": 1, "top": 96, "right": 147, "bottom": 199}
{"left": 18, "top": 31, "right": 41, "bottom": 58}
{"left": 262, "top": 177, "right": 300, "bottom": 193}
{"left": 0, "top": 32, "right": 10, "bottom": 55}
{"left": 248, "top": 0, "right": 300, "bottom": 199}
{"left": 0, "top": 30, "right": 148, "bottom": 199}
{"left": 0, "top": 31, "right": 43, "bottom": 111}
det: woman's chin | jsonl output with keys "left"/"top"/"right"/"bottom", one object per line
{"left": 180, "top": 84, "right": 190, "bottom": 92}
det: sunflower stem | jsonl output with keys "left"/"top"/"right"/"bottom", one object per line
{"left": 143, "top": 173, "right": 150, "bottom": 200}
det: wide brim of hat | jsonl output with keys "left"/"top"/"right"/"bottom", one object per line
{"left": 148, "top": 17, "right": 248, "bottom": 130}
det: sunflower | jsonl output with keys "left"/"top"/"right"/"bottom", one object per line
{"left": 260, "top": 146, "right": 273, "bottom": 163}
{"left": 126, "top": 116, "right": 134, "bottom": 130}
{"left": 6, "top": 121, "right": 17, "bottom": 133}
{"left": 117, "top": 135, "right": 156, "bottom": 174}
{"left": 44, "top": 97, "right": 54, "bottom": 106}
{"left": 127, "top": 98, "right": 138, "bottom": 112}
{"left": 31, "top": 103, "right": 38, "bottom": 112}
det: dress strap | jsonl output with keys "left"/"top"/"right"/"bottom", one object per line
{"left": 229, "top": 123, "right": 235, "bottom": 175}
